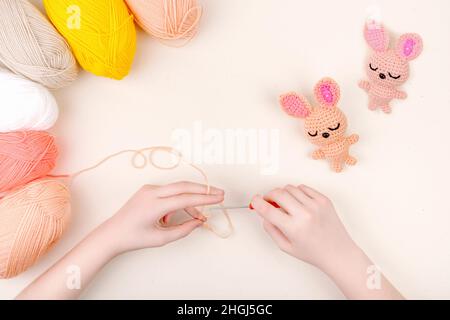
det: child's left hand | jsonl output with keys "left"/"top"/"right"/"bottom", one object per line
{"left": 102, "top": 181, "right": 225, "bottom": 255}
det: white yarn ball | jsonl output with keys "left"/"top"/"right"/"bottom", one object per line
{"left": 0, "top": 69, "right": 59, "bottom": 132}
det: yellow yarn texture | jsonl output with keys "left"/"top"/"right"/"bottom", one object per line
{"left": 44, "top": 0, "right": 137, "bottom": 80}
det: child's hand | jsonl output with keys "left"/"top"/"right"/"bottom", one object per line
{"left": 251, "top": 184, "right": 404, "bottom": 299}
{"left": 251, "top": 184, "right": 356, "bottom": 271}
{"left": 103, "top": 181, "right": 225, "bottom": 255}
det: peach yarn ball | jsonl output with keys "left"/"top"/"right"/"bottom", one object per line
{"left": 0, "top": 0, "right": 78, "bottom": 89}
{"left": 0, "top": 179, "right": 71, "bottom": 279}
{"left": 0, "top": 131, "right": 58, "bottom": 194}
{"left": 125, "top": 0, "right": 202, "bottom": 43}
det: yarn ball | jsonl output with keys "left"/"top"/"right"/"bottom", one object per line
{"left": 44, "top": 0, "right": 137, "bottom": 80}
{"left": 0, "top": 0, "right": 78, "bottom": 89}
{"left": 0, "top": 70, "right": 58, "bottom": 133}
{"left": 0, "top": 131, "right": 58, "bottom": 194}
{"left": 125, "top": 0, "right": 202, "bottom": 44}
{"left": 0, "top": 179, "right": 71, "bottom": 279}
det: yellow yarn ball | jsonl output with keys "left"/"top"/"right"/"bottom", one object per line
{"left": 44, "top": 0, "right": 137, "bottom": 80}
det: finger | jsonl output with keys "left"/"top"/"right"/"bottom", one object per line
{"left": 262, "top": 221, "right": 291, "bottom": 253}
{"left": 162, "top": 219, "right": 203, "bottom": 243}
{"left": 264, "top": 188, "right": 303, "bottom": 216}
{"left": 160, "top": 207, "right": 207, "bottom": 226}
{"left": 298, "top": 184, "right": 325, "bottom": 200}
{"left": 285, "top": 185, "right": 314, "bottom": 208}
{"left": 251, "top": 195, "right": 290, "bottom": 229}
{"left": 156, "top": 181, "right": 224, "bottom": 198}
{"left": 160, "top": 212, "right": 175, "bottom": 225}
{"left": 159, "top": 193, "right": 224, "bottom": 213}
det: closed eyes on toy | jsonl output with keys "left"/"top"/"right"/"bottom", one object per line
{"left": 308, "top": 131, "right": 318, "bottom": 137}
{"left": 369, "top": 63, "right": 378, "bottom": 71}
{"left": 388, "top": 72, "right": 401, "bottom": 79}
{"left": 328, "top": 123, "right": 341, "bottom": 131}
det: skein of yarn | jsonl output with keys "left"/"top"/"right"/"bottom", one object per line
{"left": 0, "top": 179, "right": 71, "bottom": 279}
{"left": 125, "top": 0, "right": 202, "bottom": 45}
{"left": 0, "top": 131, "right": 58, "bottom": 194}
{"left": 44, "top": 0, "right": 137, "bottom": 80}
{"left": 0, "top": 0, "right": 78, "bottom": 89}
{"left": 0, "top": 70, "right": 58, "bottom": 133}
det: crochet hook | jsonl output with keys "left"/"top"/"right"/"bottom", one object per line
{"left": 209, "top": 201, "right": 281, "bottom": 211}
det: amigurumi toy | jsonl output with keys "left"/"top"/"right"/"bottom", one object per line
{"left": 279, "top": 78, "right": 359, "bottom": 173}
{"left": 359, "top": 22, "right": 423, "bottom": 114}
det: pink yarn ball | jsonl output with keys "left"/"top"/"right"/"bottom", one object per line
{"left": 0, "top": 131, "right": 58, "bottom": 194}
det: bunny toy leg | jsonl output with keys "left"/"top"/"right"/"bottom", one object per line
{"left": 359, "top": 81, "right": 378, "bottom": 110}
{"left": 312, "top": 149, "right": 325, "bottom": 160}
{"left": 368, "top": 96, "right": 380, "bottom": 110}
{"left": 381, "top": 104, "right": 392, "bottom": 114}
{"left": 331, "top": 160, "right": 344, "bottom": 173}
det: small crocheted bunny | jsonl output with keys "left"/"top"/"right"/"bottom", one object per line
{"left": 279, "top": 78, "right": 359, "bottom": 173}
{"left": 359, "top": 22, "right": 423, "bottom": 114}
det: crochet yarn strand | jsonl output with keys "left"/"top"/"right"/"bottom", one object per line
{"left": 66, "top": 146, "right": 233, "bottom": 239}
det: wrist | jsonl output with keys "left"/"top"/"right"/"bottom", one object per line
{"left": 320, "top": 240, "right": 367, "bottom": 278}
{"left": 88, "top": 218, "right": 125, "bottom": 260}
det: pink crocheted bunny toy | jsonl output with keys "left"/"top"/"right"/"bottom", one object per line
{"left": 359, "top": 22, "right": 423, "bottom": 114}
{"left": 280, "top": 78, "right": 359, "bottom": 173}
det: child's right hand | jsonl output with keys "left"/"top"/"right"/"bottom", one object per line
{"left": 251, "top": 184, "right": 404, "bottom": 300}
{"left": 250, "top": 184, "right": 357, "bottom": 272}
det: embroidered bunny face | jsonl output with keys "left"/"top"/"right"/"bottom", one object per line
{"left": 364, "top": 23, "right": 423, "bottom": 88}
{"left": 304, "top": 107, "right": 347, "bottom": 147}
{"left": 367, "top": 51, "right": 409, "bottom": 87}
{"left": 279, "top": 78, "right": 347, "bottom": 147}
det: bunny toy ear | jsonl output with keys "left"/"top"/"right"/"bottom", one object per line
{"left": 279, "top": 92, "right": 312, "bottom": 118}
{"left": 314, "top": 78, "right": 340, "bottom": 108}
{"left": 396, "top": 33, "right": 423, "bottom": 61}
{"left": 364, "top": 21, "right": 390, "bottom": 52}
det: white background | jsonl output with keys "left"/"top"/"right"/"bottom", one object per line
{"left": 1, "top": 0, "right": 449, "bottom": 299}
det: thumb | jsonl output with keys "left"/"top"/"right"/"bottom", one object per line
{"left": 164, "top": 219, "right": 203, "bottom": 243}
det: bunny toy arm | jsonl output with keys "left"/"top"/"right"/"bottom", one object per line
{"left": 346, "top": 134, "right": 359, "bottom": 145}
{"left": 394, "top": 90, "right": 408, "bottom": 100}
{"left": 358, "top": 80, "right": 371, "bottom": 92}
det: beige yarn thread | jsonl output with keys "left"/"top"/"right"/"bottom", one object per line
{"left": 0, "top": 0, "right": 78, "bottom": 89}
